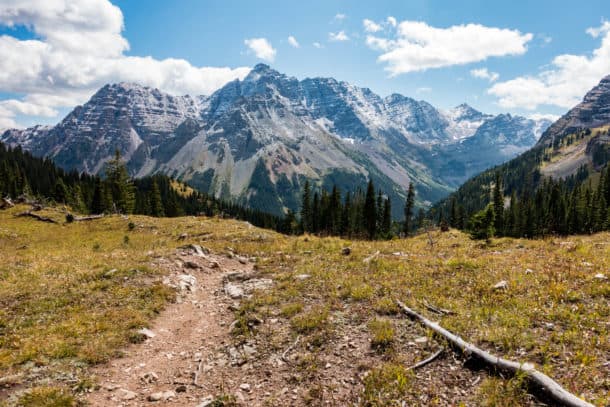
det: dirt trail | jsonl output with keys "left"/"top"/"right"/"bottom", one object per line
{"left": 86, "top": 245, "right": 490, "bottom": 406}
{"left": 86, "top": 246, "right": 265, "bottom": 406}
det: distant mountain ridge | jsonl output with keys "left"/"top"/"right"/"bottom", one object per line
{"left": 434, "top": 74, "right": 610, "bottom": 221}
{"left": 1, "top": 64, "right": 551, "bottom": 217}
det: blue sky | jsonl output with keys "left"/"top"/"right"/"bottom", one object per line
{"left": 0, "top": 0, "right": 609, "bottom": 128}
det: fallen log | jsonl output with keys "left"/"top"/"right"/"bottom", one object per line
{"left": 0, "top": 197, "right": 14, "bottom": 209}
{"left": 396, "top": 300, "right": 594, "bottom": 407}
{"left": 72, "top": 214, "right": 105, "bottom": 222}
{"left": 16, "top": 211, "right": 58, "bottom": 224}
{"left": 408, "top": 347, "right": 444, "bottom": 370}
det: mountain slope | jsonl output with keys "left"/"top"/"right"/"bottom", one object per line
{"left": 435, "top": 74, "right": 610, "bottom": 218}
{"left": 1, "top": 64, "right": 550, "bottom": 216}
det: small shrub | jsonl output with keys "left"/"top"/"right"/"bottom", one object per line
{"left": 128, "top": 222, "right": 135, "bottom": 231}
{"left": 65, "top": 213, "right": 74, "bottom": 223}
{"left": 373, "top": 297, "right": 399, "bottom": 315}
{"left": 291, "top": 306, "right": 329, "bottom": 334}
{"left": 17, "top": 387, "right": 75, "bottom": 407}
{"left": 281, "top": 302, "right": 303, "bottom": 318}
{"left": 362, "top": 363, "right": 412, "bottom": 406}
{"left": 368, "top": 318, "right": 395, "bottom": 350}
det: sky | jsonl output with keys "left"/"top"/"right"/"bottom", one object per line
{"left": 0, "top": 0, "right": 609, "bottom": 129}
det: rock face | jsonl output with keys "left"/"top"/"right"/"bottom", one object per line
{"left": 1, "top": 64, "right": 550, "bottom": 216}
{"left": 538, "top": 75, "right": 610, "bottom": 148}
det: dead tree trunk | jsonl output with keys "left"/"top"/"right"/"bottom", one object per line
{"left": 396, "top": 300, "right": 594, "bottom": 407}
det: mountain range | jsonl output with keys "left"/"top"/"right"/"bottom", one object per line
{"left": 436, "top": 74, "right": 610, "bottom": 219}
{"left": 1, "top": 64, "right": 551, "bottom": 217}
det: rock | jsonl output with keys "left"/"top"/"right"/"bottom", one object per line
{"left": 117, "top": 388, "right": 138, "bottom": 400}
{"left": 137, "top": 328, "right": 156, "bottom": 339}
{"left": 140, "top": 371, "right": 158, "bottom": 384}
{"left": 414, "top": 336, "right": 428, "bottom": 344}
{"left": 178, "top": 233, "right": 188, "bottom": 240}
{"left": 209, "top": 261, "right": 221, "bottom": 269}
{"left": 197, "top": 396, "right": 215, "bottom": 407}
{"left": 594, "top": 273, "right": 607, "bottom": 280}
{"left": 363, "top": 251, "right": 380, "bottom": 263}
{"left": 176, "top": 385, "right": 187, "bottom": 393}
{"left": 148, "top": 392, "right": 163, "bottom": 401}
{"left": 525, "top": 268, "right": 534, "bottom": 274}
{"left": 341, "top": 247, "right": 351, "bottom": 256}
{"left": 243, "top": 278, "right": 273, "bottom": 292}
{"left": 239, "top": 383, "right": 251, "bottom": 392}
{"left": 295, "top": 274, "right": 311, "bottom": 281}
{"left": 493, "top": 280, "right": 508, "bottom": 290}
{"left": 178, "top": 274, "right": 197, "bottom": 291}
{"left": 148, "top": 391, "right": 175, "bottom": 401}
{"left": 184, "top": 261, "right": 200, "bottom": 269}
{"left": 225, "top": 283, "right": 244, "bottom": 299}
{"left": 582, "top": 261, "right": 594, "bottom": 267}
{"left": 236, "top": 255, "right": 248, "bottom": 264}
{"left": 190, "top": 244, "right": 209, "bottom": 257}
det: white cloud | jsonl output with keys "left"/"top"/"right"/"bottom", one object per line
{"left": 0, "top": 0, "right": 250, "bottom": 129}
{"left": 470, "top": 68, "right": 500, "bottom": 82}
{"left": 488, "top": 21, "right": 610, "bottom": 110}
{"left": 416, "top": 87, "right": 432, "bottom": 94}
{"left": 334, "top": 13, "right": 346, "bottom": 21}
{"left": 313, "top": 42, "right": 323, "bottom": 49}
{"left": 365, "top": 20, "right": 532, "bottom": 76}
{"left": 244, "top": 37, "right": 276, "bottom": 62}
{"left": 329, "top": 31, "right": 349, "bottom": 42}
{"left": 528, "top": 113, "right": 560, "bottom": 122}
{"left": 387, "top": 16, "right": 397, "bottom": 28}
{"left": 363, "top": 19, "right": 382, "bottom": 33}
{"left": 287, "top": 35, "right": 300, "bottom": 48}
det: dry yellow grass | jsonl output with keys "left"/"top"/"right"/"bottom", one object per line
{"left": 0, "top": 205, "right": 608, "bottom": 405}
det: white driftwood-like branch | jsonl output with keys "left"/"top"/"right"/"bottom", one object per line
{"left": 408, "top": 347, "right": 444, "bottom": 370}
{"left": 16, "top": 210, "right": 57, "bottom": 224}
{"left": 396, "top": 300, "right": 594, "bottom": 407}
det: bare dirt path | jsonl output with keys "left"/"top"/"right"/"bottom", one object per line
{"left": 86, "top": 245, "right": 264, "bottom": 406}
{"left": 85, "top": 244, "right": 492, "bottom": 407}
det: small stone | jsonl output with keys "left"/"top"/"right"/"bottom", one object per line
{"left": 325, "top": 363, "right": 331, "bottom": 369}
{"left": 148, "top": 392, "right": 163, "bottom": 401}
{"left": 295, "top": 274, "right": 311, "bottom": 281}
{"left": 341, "top": 247, "right": 351, "bottom": 256}
{"left": 225, "top": 283, "right": 244, "bottom": 299}
{"left": 137, "top": 328, "right": 156, "bottom": 339}
{"left": 117, "top": 388, "right": 138, "bottom": 400}
{"left": 197, "top": 396, "right": 215, "bottom": 407}
{"left": 184, "top": 261, "right": 200, "bottom": 269}
{"left": 525, "top": 268, "right": 534, "bottom": 274}
{"left": 493, "top": 280, "right": 508, "bottom": 290}
{"left": 210, "top": 261, "right": 221, "bottom": 269}
{"left": 162, "top": 390, "right": 176, "bottom": 400}
{"left": 176, "top": 385, "right": 187, "bottom": 393}
{"left": 239, "top": 383, "right": 251, "bottom": 392}
{"left": 414, "top": 336, "right": 428, "bottom": 344}
{"left": 140, "top": 371, "right": 158, "bottom": 384}
{"left": 178, "top": 233, "right": 188, "bottom": 240}
{"left": 594, "top": 273, "right": 607, "bottom": 280}
{"left": 189, "top": 244, "right": 208, "bottom": 257}
{"left": 583, "top": 261, "right": 594, "bottom": 267}
{"left": 178, "top": 274, "right": 197, "bottom": 291}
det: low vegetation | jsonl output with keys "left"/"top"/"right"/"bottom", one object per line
{"left": 0, "top": 204, "right": 608, "bottom": 405}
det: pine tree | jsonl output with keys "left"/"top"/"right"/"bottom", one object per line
{"left": 105, "top": 150, "right": 135, "bottom": 214}
{"left": 492, "top": 172, "right": 504, "bottom": 234}
{"left": 364, "top": 180, "right": 377, "bottom": 240}
{"left": 54, "top": 179, "right": 68, "bottom": 203}
{"left": 340, "top": 192, "right": 351, "bottom": 236}
{"left": 312, "top": 192, "right": 320, "bottom": 234}
{"left": 150, "top": 179, "right": 164, "bottom": 217}
{"left": 403, "top": 182, "right": 415, "bottom": 236}
{"left": 301, "top": 180, "right": 312, "bottom": 233}
{"left": 381, "top": 198, "right": 392, "bottom": 238}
